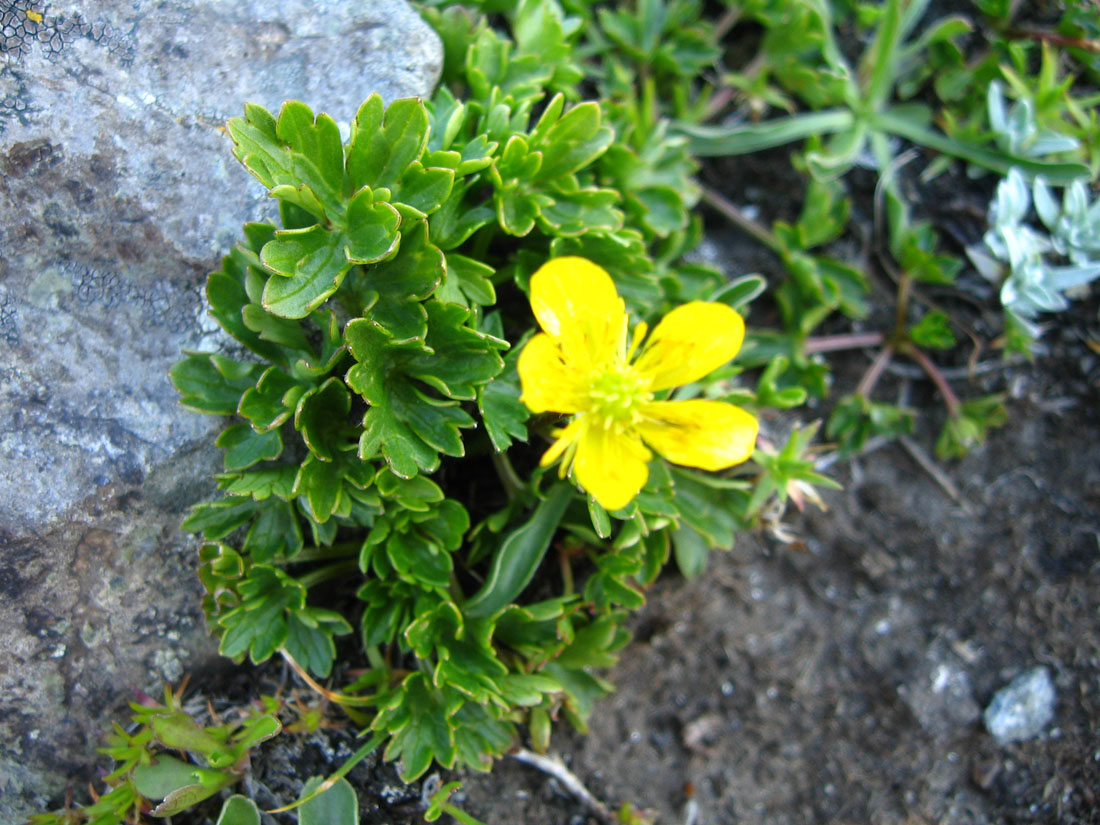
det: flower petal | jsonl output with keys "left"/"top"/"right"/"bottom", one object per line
{"left": 529, "top": 257, "right": 626, "bottom": 372}
{"left": 539, "top": 416, "right": 587, "bottom": 472}
{"left": 573, "top": 424, "right": 651, "bottom": 512}
{"left": 633, "top": 302, "right": 745, "bottom": 390}
{"left": 636, "top": 400, "right": 758, "bottom": 470}
{"left": 518, "top": 333, "right": 589, "bottom": 413}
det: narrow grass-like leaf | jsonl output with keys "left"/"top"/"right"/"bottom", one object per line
{"left": 464, "top": 484, "right": 574, "bottom": 618}
{"left": 676, "top": 109, "right": 854, "bottom": 156}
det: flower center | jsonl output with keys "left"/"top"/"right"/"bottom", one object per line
{"left": 586, "top": 366, "right": 652, "bottom": 427}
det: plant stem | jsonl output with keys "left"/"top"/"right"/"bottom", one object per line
{"left": 894, "top": 273, "right": 912, "bottom": 339}
{"left": 702, "top": 85, "right": 736, "bottom": 122}
{"left": 712, "top": 5, "right": 742, "bottom": 41}
{"left": 804, "top": 331, "right": 885, "bottom": 354}
{"left": 559, "top": 547, "right": 574, "bottom": 596}
{"left": 299, "top": 560, "right": 360, "bottom": 590}
{"left": 904, "top": 345, "right": 961, "bottom": 417}
{"left": 1006, "top": 28, "right": 1100, "bottom": 52}
{"left": 279, "top": 651, "right": 381, "bottom": 708}
{"left": 701, "top": 185, "right": 783, "bottom": 253}
{"left": 276, "top": 541, "right": 360, "bottom": 565}
{"left": 491, "top": 450, "right": 525, "bottom": 501}
{"left": 856, "top": 345, "right": 894, "bottom": 399}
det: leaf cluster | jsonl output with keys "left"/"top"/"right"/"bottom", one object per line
{"left": 30, "top": 684, "right": 283, "bottom": 825}
{"left": 674, "top": 0, "right": 1100, "bottom": 457}
{"left": 166, "top": 0, "right": 816, "bottom": 786}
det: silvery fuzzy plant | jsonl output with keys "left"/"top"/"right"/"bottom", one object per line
{"left": 968, "top": 167, "right": 1100, "bottom": 339}
{"left": 986, "top": 80, "right": 1081, "bottom": 161}
{"left": 968, "top": 81, "right": 1100, "bottom": 342}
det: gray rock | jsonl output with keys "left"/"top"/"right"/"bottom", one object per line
{"left": 983, "top": 666, "right": 1056, "bottom": 744}
{"left": 0, "top": 1, "right": 440, "bottom": 819}
{"left": 899, "top": 643, "right": 981, "bottom": 737}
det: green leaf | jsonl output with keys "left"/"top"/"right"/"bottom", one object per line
{"left": 355, "top": 376, "right": 471, "bottom": 478}
{"left": 285, "top": 609, "right": 352, "bottom": 678}
{"left": 392, "top": 162, "right": 455, "bottom": 218}
{"left": 182, "top": 497, "right": 258, "bottom": 539}
{"left": 359, "top": 578, "right": 446, "bottom": 647}
{"left": 273, "top": 101, "right": 345, "bottom": 214}
{"left": 218, "top": 565, "right": 304, "bottom": 664}
{"left": 344, "top": 187, "right": 402, "bottom": 264}
{"left": 218, "top": 465, "right": 299, "bottom": 500}
{"left": 869, "top": 107, "right": 1090, "bottom": 184}
{"left": 238, "top": 367, "right": 302, "bottom": 432}
{"left": 587, "top": 496, "right": 611, "bottom": 539}
{"left": 356, "top": 220, "right": 443, "bottom": 343}
{"left": 171, "top": 354, "right": 263, "bottom": 416}
{"left": 348, "top": 96, "right": 431, "bottom": 192}
{"left": 241, "top": 303, "right": 312, "bottom": 352}
{"left": 464, "top": 484, "right": 574, "bottom": 619}
{"left": 671, "top": 525, "right": 709, "bottom": 578}
{"left": 299, "top": 777, "right": 359, "bottom": 825}
{"left": 909, "top": 311, "right": 956, "bottom": 349}
{"left": 346, "top": 301, "right": 499, "bottom": 477}
{"left": 531, "top": 100, "right": 613, "bottom": 181}
{"left": 206, "top": 233, "right": 288, "bottom": 364}
{"left": 452, "top": 702, "right": 515, "bottom": 772}
{"left": 241, "top": 499, "right": 302, "bottom": 562}
{"left": 403, "top": 302, "right": 506, "bottom": 399}
{"left": 935, "top": 395, "right": 1006, "bottom": 459}
{"left": 216, "top": 796, "right": 261, "bottom": 825}
{"left": 708, "top": 274, "right": 767, "bottom": 310}
{"left": 495, "top": 672, "right": 562, "bottom": 707}
{"left": 537, "top": 186, "right": 623, "bottom": 236}
{"left": 477, "top": 344, "right": 527, "bottom": 452}
{"left": 149, "top": 713, "right": 225, "bottom": 756}
{"left": 429, "top": 179, "right": 496, "bottom": 250}
{"left": 677, "top": 109, "right": 855, "bottom": 156}
{"left": 437, "top": 252, "right": 496, "bottom": 308}
{"left": 234, "top": 715, "right": 281, "bottom": 751}
{"left": 376, "top": 672, "right": 457, "bottom": 781}
{"left": 261, "top": 225, "right": 353, "bottom": 319}
{"left": 495, "top": 185, "right": 546, "bottom": 236}
{"left": 826, "top": 394, "right": 914, "bottom": 455}
{"left": 228, "top": 101, "right": 343, "bottom": 221}
{"left": 671, "top": 467, "right": 744, "bottom": 550}
{"left": 217, "top": 423, "right": 283, "bottom": 472}
{"left": 383, "top": 522, "right": 455, "bottom": 590}
{"left": 294, "top": 454, "right": 350, "bottom": 523}
{"left": 133, "top": 756, "right": 234, "bottom": 816}
{"left": 154, "top": 779, "right": 234, "bottom": 818}
{"left": 294, "top": 377, "right": 352, "bottom": 462}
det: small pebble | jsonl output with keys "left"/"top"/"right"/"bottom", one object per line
{"left": 984, "top": 666, "right": 1056, "bottom": 744}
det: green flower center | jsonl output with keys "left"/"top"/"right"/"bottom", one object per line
{"left": 586, "top": 367, "right": 652, "bottom": 426}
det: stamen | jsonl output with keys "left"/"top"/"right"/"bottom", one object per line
{"left": 586, "top": 366, "right": 653, "bottom": 426}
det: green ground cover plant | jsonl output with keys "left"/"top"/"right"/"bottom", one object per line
{"left": 34, "top": 1, "right": 1100, "bottom": 823}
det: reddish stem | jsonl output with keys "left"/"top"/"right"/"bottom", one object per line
{"left": 701, "top": 186, "right": 782, "bottom": 253}
{"left": 856, "top": 345, "right": 894, "bottom": 399}
{"left": 1006, "top": 27, "right": 1100, "bottom": 52}
{"left": 905, "top": 345, "right": 961, "bottom": 418}
{"left": 804, "top": 331, "right": 885, "bottom": 354}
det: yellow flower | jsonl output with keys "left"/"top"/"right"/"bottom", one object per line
{"left": 518, "top": 256, "right": 759, "bottom": 511}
